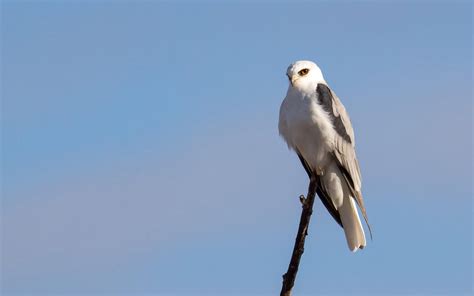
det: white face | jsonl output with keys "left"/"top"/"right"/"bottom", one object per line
{"left": 286, "top": 60, "right": 325, "bottom": 90}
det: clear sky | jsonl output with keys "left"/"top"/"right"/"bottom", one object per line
{"left": 1, "top": 1, "right": 472, "bottom": 295}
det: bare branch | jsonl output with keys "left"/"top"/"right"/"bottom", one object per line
{"left": 280, "top": 176, "right": 318, "bottom": 296}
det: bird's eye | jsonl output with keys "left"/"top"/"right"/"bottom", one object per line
{"left": 298, "top": 68, "right": 309, "bottom": 76}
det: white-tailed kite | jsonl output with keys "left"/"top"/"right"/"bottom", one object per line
{"left": 278, "top": 60, "right": 371, "bottom": 252}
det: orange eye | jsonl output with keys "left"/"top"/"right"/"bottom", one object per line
{"left": 298, "top": 68, "right": 309, "bottom": 76}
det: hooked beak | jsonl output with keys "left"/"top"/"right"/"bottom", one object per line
{"left": 287, "top": 74, "right": 297, "bottom": 86}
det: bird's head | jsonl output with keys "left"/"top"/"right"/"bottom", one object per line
{"left": 286, "top": 60, "right": 326, "bottom": 91}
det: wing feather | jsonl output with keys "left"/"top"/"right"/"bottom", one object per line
{"left": 316, "top": 84, "right": 372, "bottom": 238}
{"left": 296, "top": 152, "right": 343, "bottom": 227}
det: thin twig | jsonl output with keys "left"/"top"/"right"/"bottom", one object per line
{"left": 280, "top": 176, "right": 318, "bottom": 296}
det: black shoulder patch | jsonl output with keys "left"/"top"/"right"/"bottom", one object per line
{"left": 316, "top": 84, "right": 352, "bottom": 144}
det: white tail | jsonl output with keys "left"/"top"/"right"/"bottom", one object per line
{"left": 339, "top": 195, "right": 366, "bottom": 252}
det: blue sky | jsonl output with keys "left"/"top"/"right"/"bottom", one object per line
{"left": 1, "top": 1, "right": 472, "bottom": 295}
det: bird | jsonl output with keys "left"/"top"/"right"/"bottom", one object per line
{"left": 278, "top": 60, "right": 371, "bottom": 252}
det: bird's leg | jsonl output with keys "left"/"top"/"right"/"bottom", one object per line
{"left": 316, "top": 166, "right": 324, "bottom": 176}
{"left": 300, "top": 171, "right": 320, "bottom": 207}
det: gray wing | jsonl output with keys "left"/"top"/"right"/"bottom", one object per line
{"left": 316, "top": 83, "right": 372, "bottom": 238}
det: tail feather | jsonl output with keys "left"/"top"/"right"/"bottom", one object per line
{"left": 339, "top": 195, "right": 366, "bottom": 252}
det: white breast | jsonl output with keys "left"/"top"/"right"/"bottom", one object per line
{"left": 279, "top": 87, "right": 336, "bottom": 172}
